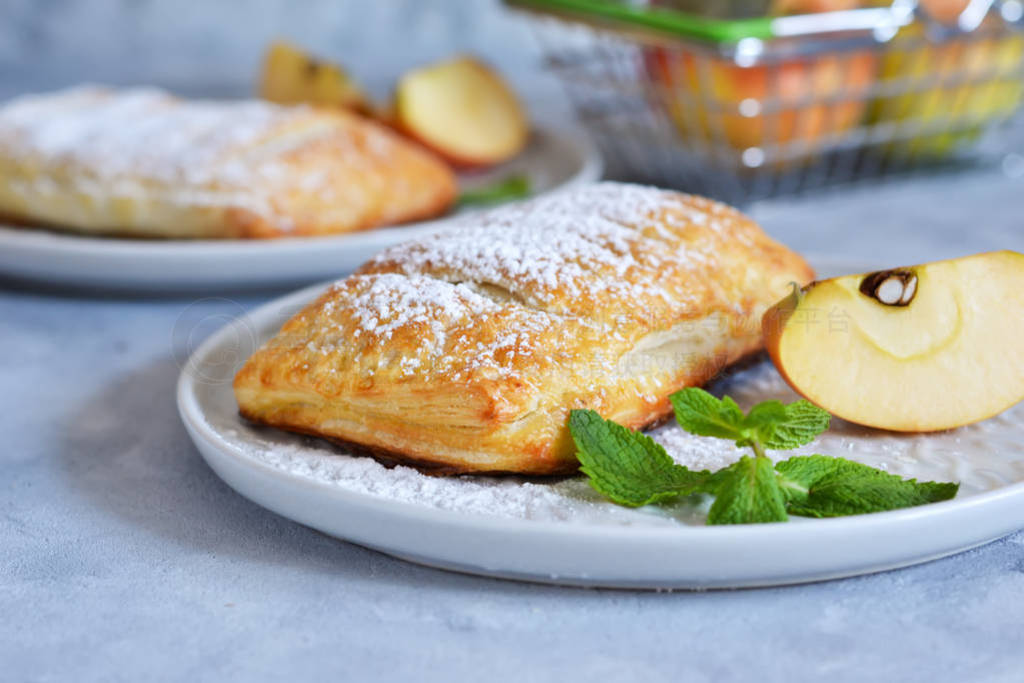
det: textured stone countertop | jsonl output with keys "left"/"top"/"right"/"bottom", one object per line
{"left": 2, "top": 0, "right": 1024, "bottom": 677}
{"left": 2, "top": 168, "right": 1023, "bottom": 682}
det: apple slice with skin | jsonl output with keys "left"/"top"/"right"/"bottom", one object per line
{"left": 260, "top": 41, "right": 371, "bottom": 114}
{"left": 395, "top": 56, "right": 528, "bottom": 167}
{"left": 763, "top": 251, "right": 1024, "bottom": 432}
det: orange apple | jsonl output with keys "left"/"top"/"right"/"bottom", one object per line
{"left": 655, "top": 0, "right": 861, "bottom": 16}
{"left": 917, "top": 0, "right": 970, "bottom": 25}
{"left": 869, "top": 23, "right": 1024, "bottom": 158}
{"left": 646, "top": 47, "right": 876, "bottom": 158}
{"left": 394, "top": 56, "right": 528, "bottom": 167}
{"left": 763, "top": 251, "right": 1024, "bottom": 432}
{"left": 771, "top": 0, "right": 861, "bottom": 13}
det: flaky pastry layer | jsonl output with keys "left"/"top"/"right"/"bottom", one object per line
{"left": 0, "top": 86, "right": 456, "bottom": 239}
{"left": 234, "top": 183, "right": 814, "bottom": 473}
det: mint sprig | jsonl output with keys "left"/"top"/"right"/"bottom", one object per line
{"left": 670, "top": 390, "right": 830, "bottom": 452}
{"left": 775, "top": 455, "right": 960, "bottom": 518}
{"left": 706, "top": 455, "right": 788, "bottom": 525}
{"left": 457, "top": 174, "right": 531, "bottom": 208}
{"left": 569, "top": 410, "right": 710, "bottom": 507}
{"left": 569, "top": 388, "right": 959, "bottom": 525}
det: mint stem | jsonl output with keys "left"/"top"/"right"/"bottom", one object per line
{"left": 457, "top": 174, "right": 531, "bottom": 207}
{"left": 749, "top": 440, "right": 768, "bottom": 460}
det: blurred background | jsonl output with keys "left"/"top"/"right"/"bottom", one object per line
{"left": 0, "top": 0, "right": 566, "bottom": 108}
{"left": 2, "top": 0, "right": 1023, "bottom": 206}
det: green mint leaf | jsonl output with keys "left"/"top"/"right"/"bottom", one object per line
{"left": 706, "top": 456, "right": 789, "bottom": 525}
{"left": 569, "top": 409, "right": 710, "bottom": 507}
{"left": 745, "top": 399, "right": 831, "bottom": 450}
{"left": 457, "top": 174, "right": 531, "bottom": 207}
{"left": 669, "top": 388, "right": 747, "bottom": 443}
{"left": 670, "top": 388, "right": 829, "bottom": 451}
{"left": 775, "top": 455, "right": 959, "bottom": 518}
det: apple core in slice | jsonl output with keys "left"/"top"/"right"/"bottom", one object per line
{"left": 763, "top": 251, "right": 1024, "bottom": 432}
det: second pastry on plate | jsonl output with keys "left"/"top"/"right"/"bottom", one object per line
{"left": 0, "top": 86, "right": 457, "bottom": 239}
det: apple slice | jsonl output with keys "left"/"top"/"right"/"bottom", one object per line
{"left": 763, "top": 251, "right": 1024, "bottom": 432}
{"left": 395, "top": 56, "right": 528, "bottom": 167}
{"left": 260, "top": 41, "right": 371, "bottom": 114}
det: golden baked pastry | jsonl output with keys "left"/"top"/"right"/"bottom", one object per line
{"left": 0, "top": 86, "right": 456, "bottom": 239}
{"left": 234, "top": 183, "right": 814, "bottom": 474}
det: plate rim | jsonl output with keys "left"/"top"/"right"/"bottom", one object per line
{"left": 0, "top": 125, "right": 601, "bottom": 253}
{"left": 0, "top": 124, "right": 602, "bottom": 287}
{"left": 176, "top": 260, "right": 1024, "bottom": 544}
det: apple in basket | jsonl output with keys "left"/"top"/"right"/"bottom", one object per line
{"left": 644, "top": 0, "right": 877, "bottom": 162}
{"left": 868, "top": 0, "right": 1024, "bottom": 158}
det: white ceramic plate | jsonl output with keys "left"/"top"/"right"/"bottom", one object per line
{"left": 0, "top": 126, "right": 601, "bottom": 292}
{"left": 176, "top": 259, "right": 1024, "bottom": 589}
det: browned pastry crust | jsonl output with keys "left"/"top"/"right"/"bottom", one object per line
{"left": 0, "top": 86, "right": 456, "bottom": 239}
{"left": 234, "top": 182, "right": 814, "bottom": 474}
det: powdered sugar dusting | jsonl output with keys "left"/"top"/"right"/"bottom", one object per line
{"left": 363, "top": 182, "right": 732, "bottom": 314}
{"left": 0, "top": 86, "right": 302, "bottom": 186}
{"left": 280, "top": 181, "right": 774, "bottom": 390}
{"left": 296, "top": 271, "right": 562, "bottom": 382}
{"left": 205, "top": 359, "right": 1024, "bottom": 527}
{"left": 0, "top": 85, "right": 397, "bottom": 231}
{"left": 246, "top": 179, "right": 808, "bottom": 416}
{"left": 339, "top": 273, "right": 499, "bottom": 344}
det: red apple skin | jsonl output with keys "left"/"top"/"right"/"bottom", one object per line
{"left": 770, "top": 0, "right": 861, "bottom": 13}
{"left": 918, "top": 0, "right": 971, "bottom": 25}
{"left": 762, "top": 286, "right": 810, "bottom": 412}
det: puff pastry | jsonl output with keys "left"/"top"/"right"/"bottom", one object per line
{"left": 0, "top": 86, "right": 456, "bottom": 239}
{"left": 234, "top": 183, "right": 814, "bottom": 474}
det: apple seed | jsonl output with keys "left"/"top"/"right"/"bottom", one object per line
{"left": 859, "top": 269, "right": 918, "bottom": 307}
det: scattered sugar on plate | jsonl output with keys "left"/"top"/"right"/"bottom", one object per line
{"left": 204, "top": 360, "right": 1024, "bottom": 528}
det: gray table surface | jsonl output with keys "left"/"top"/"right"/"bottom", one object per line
{"left": 3, "top": 1, "right": 1023, "bottom": 678}
{"left": 2, "top": 167, "right": 1023, "bottom": 682}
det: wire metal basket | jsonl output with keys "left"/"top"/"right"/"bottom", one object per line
{"left": 512, "top": 0, "right": 1024, "bottom": 204}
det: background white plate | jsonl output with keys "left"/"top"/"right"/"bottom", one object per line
{"left": 176, "top": 259, "right": 1024, "bottom": 589}
{"left": 0, "top": 126, "right": 601, "bottom": 292}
